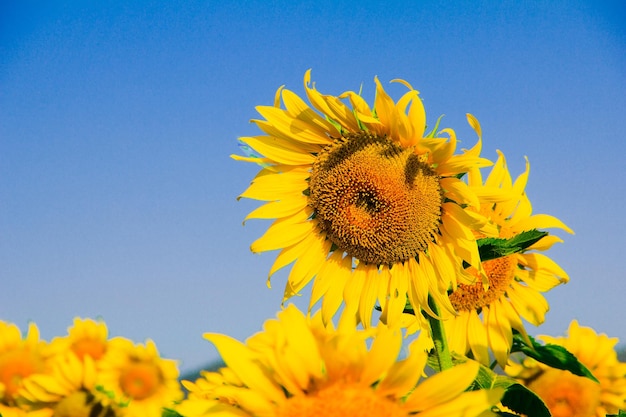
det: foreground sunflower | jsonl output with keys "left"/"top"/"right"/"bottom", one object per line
{"left": 236, "top": 70, "right": 496, "bottom": 326}
{"left": 177, "top": 304, "right": 503, "bottom": 417}
{"left": 507, "top": 320, "right": 626, "bottom": 417}
{"left": 444, "top": 141, "right": 573, "bottom": 367}
{"left": 96, "top": 338, "right": 183, "bottom": 417}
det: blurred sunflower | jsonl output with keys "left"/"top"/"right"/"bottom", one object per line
{"left": 57, "top": 318, "right": 109, "bottom": 362}
{"left": 445, "top": 137, "right": 573, "bottom": 366}
{"left": 507, "top": 320, "right": 626, "bottom": 417}
{"left": 97, "top": 338, "right": 183, "bottom": 417}
{"left": 19, "top": 352, "right": 120, "bottom": 417}
{"left": 236, "top": 70, "right": 497, "bottom": 326}
{"left": 0, "top": 321, "right": 57, "bottom": 409}
{"left": 177, "top": 304, "right": 503, "bottom": 417}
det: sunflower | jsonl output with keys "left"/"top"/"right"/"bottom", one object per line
{"left": 507, "top": 320, "right": 626, "bottom": 417}
{"left": 236, "top": 70, "right": 497, "bottom": 327}
{"left": 56, "top": 318, "right": 109, "bottom": 362}
{"left": 0, "top": 321, "right": 57, "bottom": 409}
{"left": 444, "top": 139, "right": 573, "bottom": 367}
{"left": 177, "top": 304, "right": 503, "bottom": 417}
{"left": 96, "top": 338, "right": 183, "bottom": 417}
{"left": 19, "top": 351, "right": 121, "bottom": 417}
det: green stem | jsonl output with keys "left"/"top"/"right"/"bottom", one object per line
{"left": 427, "top": 295, "right": 453, "bottom": 371}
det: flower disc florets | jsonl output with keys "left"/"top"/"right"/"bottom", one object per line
{"left": 309, "top": 132, "right": 442, "bottom": 265}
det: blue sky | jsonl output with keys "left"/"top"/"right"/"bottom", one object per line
{"left": 1, "top": 1, "right": 625, "bottom": 373}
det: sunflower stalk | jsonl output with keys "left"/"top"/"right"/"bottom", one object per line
{"left": 427, "top": 295, "right": 453, "bottom": 371}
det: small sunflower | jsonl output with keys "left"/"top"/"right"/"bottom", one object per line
{"left": 177, "top": 304, "right": 503, "bottom": 417}
{"left": 0, "top": 321, "right": 57, "bottom": 409}
{"left": 445, "top": 139, "right": 573, "bottom": 366}
{"left": 57, "top": 318, "right": 109, "bottom": 362}
{"left": 97, "top": 338, "right": 183, "bottom": 417}
{"left": 507, "top": 320, "right": 626, "bottom": 417}
{"left": 19, "top": 351, "right": 120, "bottom": 417}
{"left": 236, "top": 70, "right": 496, "bottom": 326}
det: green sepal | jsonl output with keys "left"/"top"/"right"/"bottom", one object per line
{"left": 477, "top": 229, "right": 548, "bottom": 262}
{"left": 161, "top": 408, "right": 184, "bottom": 417}
{"left": 606, "top": 410, "right": 626, "bottom": 417}
{"left": 512, "top": 333, "right": 599, "bottom": 382}
{"left": 425, "top": 114, "right": 445, "bottom": 138}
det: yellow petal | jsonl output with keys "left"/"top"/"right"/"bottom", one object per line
{"left": 202, "top": 334, "right": 284, "bottom": 404}
{"left": 467, "top": 311, "right": 490, "bottom": 365}
{"left": 240, "top": 135, "right": 316, "bottom": 165}
{"left": 244, "top": 196, "right": 308, "bottom": 222}
{"left": 251, "top": 213, "right": 314, "bottom": 253}
{"left": 377, "top": 341, "right": 427, "bottom": 397}
{"left": 358, "top": 265, "right": 383, "bottom": 328}
{"left": 511, "top": 213, "right": 574, "bottom": 234}
{"left": 415, "top": 388, "right": 504, "bottom": 417}
{"left": 320, "top": 255, "right": 352, "bottom": 325}
{"left": 360, "top": 326, "right": 402, "bottom": 386}
{"left": 404, "top": 361, "right": 479, "bottom": 410}
{"left": 441, "top": 177, "right": 480, "bottom": 208}
{"left": 255, "top": 105, "right": 333, "bottom": 145}
{"left": 518, "top": 252, "right": 569, "bottom": 282}
{"left": 485, "top": 304, "right": 512, "bottom": 367}
{"left": 283, "top": 233, "right": 331, "bottom": 299}
{"left": 239, "top": 175, "right": 303, "bottom": 201}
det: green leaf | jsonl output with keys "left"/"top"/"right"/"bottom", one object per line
{"left": 512, "top": 333, "right": 598, "bottom": 382}
{"left": 477, "top": 229, "right": 548, "bottom": 262}
{"left": 499, "top": 383, "right": 551, "bottom": 417}
{"left": 162, "top": 408, "right": 184, "bottom": 417}
{"left": 464, "top": 361, "right": 550, "bottom": 417}
{"left": 605, "top": 410, "right": 626, "bottom": 417}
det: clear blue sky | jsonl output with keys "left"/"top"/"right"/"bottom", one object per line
{"left": 1, "top": 1, "right": 625, "bottom": 373}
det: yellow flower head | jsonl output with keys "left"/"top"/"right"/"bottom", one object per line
{"left": 60, "top": 318, "right": 109, "bottom": 362}
{"left": 177, "top": 304, "right": 503, "bottom": 417}
{"left": 97, "top": 338, "right": 183, "bottom": 417}
{"left": 445, "top": 146, "right": 573, "bottom": 366}
{"left": 19, "top": 351, "right": 121, "bottom": 417}
{"left": 508, "top": 320, "right": 626, "bottom": 417}
{"left": 236, "top": 70, "right": 496, "bottom": 327}
{"left": 0, "top": 321, "right": 57, "bottom": 407}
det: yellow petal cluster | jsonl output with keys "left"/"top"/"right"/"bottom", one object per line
{"left": 0, "top": 318, "right": 182, "bottom": 417}
{"left": 177, "top": 304, "right": 503, "bottom": 417}
{"left": 445, "top": 146, "right": 573, "bottom": 366}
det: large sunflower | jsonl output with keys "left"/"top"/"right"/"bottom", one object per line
{"left": 507, "top": 320, "right": 626, "bottom": 417}
{"left": 444, "top": 137, "right": 573, "bottom": 367}
{"left": 236, "top": 70, "right": 497, "bottom": 326}
{"left": 177, "top": 304, "right": 503, "bottom": 417}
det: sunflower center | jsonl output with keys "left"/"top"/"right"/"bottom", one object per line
{"left": 0, "top": 349, "right": 43, "bottom": 401}
{"left": 527, "top": 369, "right": 601, "bottom": 417}
{"left": 119, "top": 361, "right": 162, "bottom": 401}
{"left": 276, "top": 381, "right": 406, "bottom": 417}
{"left": 72, "top": 338, "right": 106, "bottom": 361}
{"left": 449, "top": 255, "right": 517, "bottom": 312}
{"left": 309, "top": 132, "right": 442, "bottom": 265}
